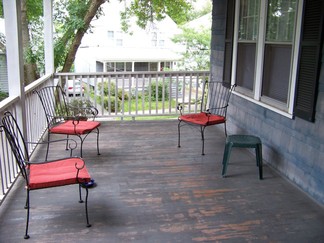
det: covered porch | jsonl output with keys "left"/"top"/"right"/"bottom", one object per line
{"left": 0, "top": 119, "right": 323, "bottom": 242}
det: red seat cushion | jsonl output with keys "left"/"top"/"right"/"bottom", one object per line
{"left": 28, "top": 158, "right": 91, "bottom": 190}
{"left": 179, "top": 112, "right": 225, "bottom": 126}
{"left": 50, "top": 120, "right": 100, "bottom": 135}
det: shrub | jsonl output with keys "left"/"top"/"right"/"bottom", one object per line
{"left": 103, "top": 96, "right": 121, "bottom": 112}
{"left": 148, "top": 81, "right": 169, "bottom": 101}
{"left": 0, "top": 91, "right": 8, "bottom": 101}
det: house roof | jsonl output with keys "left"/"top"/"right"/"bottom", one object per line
{"left": 185, "top": 13, "right": 212, "bottom": 30}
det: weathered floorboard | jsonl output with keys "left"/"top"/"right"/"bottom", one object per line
{"left": 0, "top": 119, "right": 323, "bottom": 242}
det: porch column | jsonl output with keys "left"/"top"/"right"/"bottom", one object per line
{"left": 2, "top": 0, "right": 27, "bottom": 136}
{"left": 103, "top": 61, "right": 107, "bottom": 72}
{"left": 44, "top": 0, "right": 55, "bottom": 75}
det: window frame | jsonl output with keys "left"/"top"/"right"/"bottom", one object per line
{"left": 230, "top": 0, "right": 304, "bottom": 118}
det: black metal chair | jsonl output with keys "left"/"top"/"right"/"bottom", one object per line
{"left": 1, "top": 111, "right": 92, "bottom": 239}
{"left": 34, "top": 85, "right": 100, "bottom": 159}
{"left": 177, "top": 80, "right": 236, "bottom": 155}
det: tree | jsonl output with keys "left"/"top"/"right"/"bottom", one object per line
{"left": 120, "top": 0, "right": 192, "bottom": 31}
{"left": 54, "top": 0, "right": 106, "bottom": 73}
{"left": 172, "top": 26, "right": 211, "bottom": 70}
{"left": 1, "top": 0, "right": 193, "bottom": 83}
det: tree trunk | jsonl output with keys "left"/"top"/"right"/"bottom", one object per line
{"left": 21, "top": 0, "right": 39, "bottom": 85}
{"left": 61, "top": 0, "right": 106, "bottom": 72}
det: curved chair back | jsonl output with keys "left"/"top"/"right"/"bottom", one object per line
{"left": 1, "top": 111, "right": 29, "bottom": 182}
{"left": 34, "top": 85, "right": 70, "bottom": 127}
{"left": 206, "top": 80, "right": 236, "bottom": 117}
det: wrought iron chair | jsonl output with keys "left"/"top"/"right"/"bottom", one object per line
{"left": 177, "top": 80, "right": 236, "bottom": 155}
{"left": 1, "top": 111, "right": 92, "bottom": 239}
{"left": 34, "top": 85, "right": 100, "bottom": 159}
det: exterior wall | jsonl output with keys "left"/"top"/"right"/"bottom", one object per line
{"left": 211, "top": 0, "right": 324, "bottom": 205}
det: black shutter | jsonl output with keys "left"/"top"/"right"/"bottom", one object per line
{"left": 294, "top": 0, "right": 324, "bottom": 122}
{"left": 222, "top": 0, "right": 235, "bottom": 88}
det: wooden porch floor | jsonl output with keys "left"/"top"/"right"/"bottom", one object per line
{"left": 0, "top": 120, "right": 323, "bottom": 242}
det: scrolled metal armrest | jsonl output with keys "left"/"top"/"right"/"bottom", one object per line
{"left": 74, "top": 158, "right": 89, "bottom": 184}
{"left": 177, "top": 104, "right": 183, "bottom": 115}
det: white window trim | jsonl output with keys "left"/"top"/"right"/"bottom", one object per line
{"left": 231, "top": 0, "right": 304, "bottom": 118}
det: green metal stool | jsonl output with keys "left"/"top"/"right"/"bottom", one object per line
{"left": 222, "top": 135, "right": 263, "bottom": 179}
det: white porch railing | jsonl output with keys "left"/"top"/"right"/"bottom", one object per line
{"left": 0, "top": 70, "right": 209, "bottom": 203}
{"left": 0, "top": 74, "right": 54, "bottom": 203}
{"left": 55, "top": 71, "right": 209, "bottom": 119}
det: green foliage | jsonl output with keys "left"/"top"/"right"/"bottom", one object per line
{"left": 98, "top": 81, "right": 117, "bottom": 96}
{"left": 68, "top": 97, "right": 94, "bottom": 117}
{"left": 26, "top": 0, "right": 43, "bottom": 21}
{"left": 0, "top": 0, "right": 43, "bottom": 18}
{"left": 148, "top": 81, "right": 169, "bottom": 101}
{"left": 0, "top": 90, "right": 8, "bottom": 101}
{"left": 103, "top": 96, "right": 121, "bottom": 113}
{"left": 121, "top": 0, "right": 192, "bottom": 32}
{"left": 97, "top": 81, "right": 130, "bottom": 100}
{"left": 96, "top": 80, "right": 171, "bottom": 112}
{"left": 186, "top": 1, "right": 212, "bottom": 22}
{"left": 97, "top": 81, "right": 126, "bottom": 112}
{"left": 53, "top": 0, "right": 94, "bottom": 71}
{"left": 172, "top": 27, "right": 211, "bottom": 70}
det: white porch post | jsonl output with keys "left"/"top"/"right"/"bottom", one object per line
{"left": 3, "top": 0, "right": 27, "bottom": 135}
{"left": 103, "top": 61, "right": 107, "bottom": 72}
{"left": 43, "top": 0, "right": 55, "bottom": 75}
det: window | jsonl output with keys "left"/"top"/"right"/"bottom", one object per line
{"left": 126, "top": 62, "right": 132, "bottom": 72}
{"left": 107, "top": 31, "right": 114, "bottom": 39}
{"left": 106, "top": 62, "right": 115, "bottom": 72}
{"left": 116, "top": 31, "right": 123, "bottom": 46}
{"left": 134, "top": 62, "right": 149, "bottom": 71}
{"left": 151, "top": 32, "right": 158, "bottom": 47}
{"left": 116, "top": 62, "right": 124, "bottom": 72}
{"left": 232, "top": 0, "right": 299, "bottom": 113}
{"left": 149, "top": 62, "right": 158, "bottom": 71}
{"left": 159, "top": 40, "right": 165, "bottom": 47}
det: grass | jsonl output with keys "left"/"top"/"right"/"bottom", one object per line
{"left": 122, "top": 99, "right": 177, "bottom": 112}
{"left": 122, "top": 115, "right": 178, "bottom": 121}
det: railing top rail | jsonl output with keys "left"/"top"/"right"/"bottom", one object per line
{"left": 54, "top": 70, "right": 210, "bottom": 77}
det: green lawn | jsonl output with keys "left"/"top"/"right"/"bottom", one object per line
{"left": 122, "top": 99, "right": 177, "bottom": 112}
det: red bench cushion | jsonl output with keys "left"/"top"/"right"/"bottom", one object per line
{"left": 50, "top": 120, "right": 100, "bottom": 135}
{"left": 29, "top": 158, "right": 91, "bottom": 190}
{"left": 179, "top": 112, "right": 225, "bottom": 126}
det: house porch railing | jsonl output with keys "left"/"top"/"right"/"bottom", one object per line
{"left": 0, "top": 70, "right": 209, "bottom": 204}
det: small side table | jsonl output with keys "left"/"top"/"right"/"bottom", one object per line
{"left": 222, "top": 135, "right": 263, "bottom": 179}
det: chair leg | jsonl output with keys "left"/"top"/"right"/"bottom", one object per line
{"left": 79, "top": 184, "right": 84, "bottom": 203}
{"left": 224, "top": 122, "right": 227, "bottom": 137}
{"left": 84, "top": 187, "right": 91, "bottom": 227}
{"left": 45, "top": 132, "right": 51, "bottom": 161}
{"left": 221, "top": 143, "right": 232, "bottom": 177}
{"left": 256, "top": 144, "right": 263, "bottom": 180}
{"left": 78, "top": 185, "right": 91, "bottom": 227}
{"left": 96, "top": 128, "right": 100, "bottom": 155}
{"left": 177, "top": 120, "right": 181, "bottom": 148}
{"left": 200, "top": 126, "right": 206, "bottom": 155}
{"left": 80, "top": 136, "right": 84, "bottom": 158}
{"left": 24, "top": 189, "right": 30, "bottom": 239}
{"left": 65, "top": 134, "right": 70, "bottom": 151}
